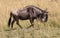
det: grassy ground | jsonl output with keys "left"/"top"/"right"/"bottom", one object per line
{"left": 0, "top": 0, "right": 60, "bottom": 38}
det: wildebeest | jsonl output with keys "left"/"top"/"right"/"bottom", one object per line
{"left": 8, "top": 5, "right": 48, "bottom": 29}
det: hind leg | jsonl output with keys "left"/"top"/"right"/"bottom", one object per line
{"left": 11, "top": 19, "right": 15, "bottom": 28}
{"left": 16, "top": 20, "right": 22, "bottom": 28}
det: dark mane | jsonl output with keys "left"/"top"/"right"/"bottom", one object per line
{"left": 24, "top": 5, "right": 43, "bottom": 11}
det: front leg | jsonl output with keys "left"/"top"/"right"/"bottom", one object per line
{"left": 27, "top": 18, "right": 34, "bottom": 28}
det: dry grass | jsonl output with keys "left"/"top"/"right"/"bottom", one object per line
{"left": 0, "top": 0, "right": 60, "bottom": 38}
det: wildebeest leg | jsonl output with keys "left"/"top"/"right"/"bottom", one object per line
{"left": 27, "top": 18, "right": 34, "bottom": 28}
{"left": 30, "top": 19, "right": 34, "bottom": 27}
{"left": 16, "top": 20, "right": 22, "bottom": 28}
{"left": 11, "top": 19, "right": 15, "bottom": 28}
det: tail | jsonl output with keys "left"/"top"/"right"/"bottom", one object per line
{"left": 8, "top": 12, "right": 12, "bottom": 27}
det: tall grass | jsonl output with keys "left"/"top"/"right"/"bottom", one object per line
{"left": 0, "top": 0, "right": 60, "bottom": 38}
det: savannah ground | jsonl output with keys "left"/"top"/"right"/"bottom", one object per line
{"left": 0, "top": 0, "right": 60, "bottom": 38}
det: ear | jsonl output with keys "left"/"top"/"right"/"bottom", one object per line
{"left": 45, "top": 8, "right": 48, "bottom": 13}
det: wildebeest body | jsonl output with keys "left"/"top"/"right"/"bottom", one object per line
{"left": 8, "top": 5, "right": 48, "bottom": 28}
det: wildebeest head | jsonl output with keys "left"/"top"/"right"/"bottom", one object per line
{"left": 40, "top": 9, "right": 48, "bottom": 22}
